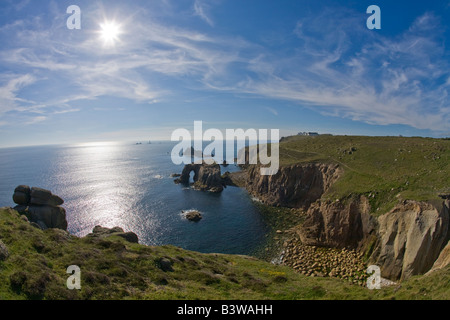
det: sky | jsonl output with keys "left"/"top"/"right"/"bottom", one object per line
{"left": 0, "top": 0, "right": 449, "bottom": 147}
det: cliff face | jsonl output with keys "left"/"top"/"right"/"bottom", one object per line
{"left": 244, "top": 163, "right": 342, "bottom": 208}
{"left": 298, "top": 196, "right": 376, "bottom": 250}
{"left": 294, "top": 194, "right": 450, "bottom": 281}
{"left": 373, "top": 200, "right": 449, "bottom": 281}
{"left": 242, "top": 162, "right": 450, "bottom": 281}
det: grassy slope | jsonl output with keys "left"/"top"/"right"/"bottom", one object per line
{"left": 1, "top": 207, "right": 449, "bottom": 300}
{"left": 278, "top": 135, "right": 450, "bottom": 214}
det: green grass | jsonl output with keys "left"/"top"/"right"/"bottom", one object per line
{"left": 1, "top": 207, "right": 449, "bottom": 300}
{"left": 278, "top": 135, "right": 450, "bottom": 214}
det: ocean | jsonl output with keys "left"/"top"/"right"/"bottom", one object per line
{"left": 0, "top": 142, "right": 269, "bottom": 255}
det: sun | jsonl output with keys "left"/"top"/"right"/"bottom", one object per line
{"left": 99, "top": 21, "right": 122, "bottom": 46}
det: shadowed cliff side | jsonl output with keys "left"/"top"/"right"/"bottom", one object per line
{"left": 244, "top": 163, "right": 342, "bottom": 208}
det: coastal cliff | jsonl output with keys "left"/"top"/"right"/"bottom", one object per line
{"left": 232, "top": 135, "right": 450, "bottom": 282}
{"left": 235, "top": 164, "right": 449, "bottom": 281}
{"left": 373, "top": 200, "right": 449, "bottom": 280}
{"left": 244, "top": 163, "right": 342, "bottom": 208}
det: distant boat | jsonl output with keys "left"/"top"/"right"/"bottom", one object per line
{"left": 136, "top": 142, "right": 142, "bottom": 145}
{"left": 148, "top": 141, "right": 152, "bottom": 144}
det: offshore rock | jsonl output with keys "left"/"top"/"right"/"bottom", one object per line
{"left": 184, "top": 210, "right": 203, "bottom": 222}
{"left": 174, "top": 163, "right": 225, "bottom": 193}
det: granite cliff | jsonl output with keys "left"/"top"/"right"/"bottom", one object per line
{"left": 236, "top": 161, "right": 449, "bottom": 281}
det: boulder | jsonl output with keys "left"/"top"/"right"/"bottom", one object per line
{"left": 158, "top": 257, "right": 174, "bottom": 272}
{"left": 30, "top": 187, "right": 64, "bottom": 206}
{"left": 12, "top": 185, "right": 31, "bottom": 206}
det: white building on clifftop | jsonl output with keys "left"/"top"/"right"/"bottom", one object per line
{"left": 298, "top": 132, "right": 319, "bottom": 136}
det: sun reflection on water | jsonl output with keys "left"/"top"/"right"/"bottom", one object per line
{"left": 56, "top": 143, "right": 147, "bottom": 236}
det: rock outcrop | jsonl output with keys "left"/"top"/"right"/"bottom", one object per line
{"left": 87, "top": 226, "right": 139, "bottom": 243}
{"left": 174, "top": 163, "right": 225, "bottom": 193}
{"left": 12, "top": 186, "right": 68, "bottom": 231}
{"left": 373, "top": 200, "right": 449, "bottom": 281}
{"left": 298, "top": 196, "right": 376, "bottom": 249}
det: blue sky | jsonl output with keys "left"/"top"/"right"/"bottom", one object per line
{"left": 0, "top": 0, "right": 449, "bottom": 147}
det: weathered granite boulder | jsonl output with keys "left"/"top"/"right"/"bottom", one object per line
{"left": 30, "top": 187, "right": 64, "bottom": 206}
{"left": 12, "top": 185, "right": 68, "bottom": 231}
{"left": 12, "top": 185, "right": 31, "bottom": 206}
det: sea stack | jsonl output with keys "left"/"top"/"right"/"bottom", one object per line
{"left": 174, "top": 163, "right": 226, "bottom": 193}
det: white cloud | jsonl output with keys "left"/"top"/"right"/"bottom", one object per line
{"left": 227, "top": 11, "right": 450, "bottom": 132}
{"left": 0, "top": 74, "right": 37, "bottom": 114}
{"left": 265, "top": 107, "right": 278, "bottom": 116}
{"left": 1, "top": 3, "right": 449, "bottom": 134}
{"left": 193, "top": 0, "right": 214, "bottom": 26}
{"left": 24, "top": 116, "right": 47, "bottom": 125}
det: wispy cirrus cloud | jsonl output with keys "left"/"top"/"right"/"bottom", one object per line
{"left": 193, "top": 0, "right": 214, "bottom": 27}
{"left": 224, "top": 10, "right": 450, "bottom": 132}
{"left": 0, "top": 1, "right": 247, "bottom": 125}
{"left": 1, "top": 1, "right": 449, "bottom": 136}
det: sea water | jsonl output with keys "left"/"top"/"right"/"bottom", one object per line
{"left": 0, "top": 142, "right": 268, "bottom": 255}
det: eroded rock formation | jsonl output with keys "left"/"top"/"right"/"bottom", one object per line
{"left": 87, "top": 226, "right": 139, "bottom": 243}
{"left": 174, "top": 163, "right": 225, "bottom": 193}
{"left": 12, "top": 185, "right": 68, "bottom": 231}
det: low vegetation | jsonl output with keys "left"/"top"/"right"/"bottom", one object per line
{"left": 278, "top": 135, "right": 450, "bottom": 214}
{"left": 1, "top": 207, "right": 449, "bottom": 300}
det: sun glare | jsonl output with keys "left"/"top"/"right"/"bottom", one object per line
{"left": 99, "top": 21, "right": 122, "bottom": 46}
